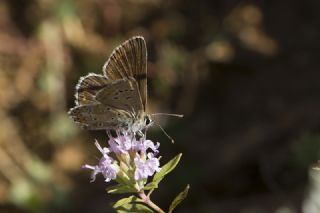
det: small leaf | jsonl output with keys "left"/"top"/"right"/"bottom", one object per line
{"left": 152, "top": 153, "right": 182, "bottom": 185}
{"left": 168, "top": 184, "right": 190, "bottom": 213}
{"left": 106, "top": 184, "right": 137, "bottom": 194}
{"left": 143, "top": 182, "right": 158, "bottom": 190}
{"left": 113, "top": 195, "right": 143, "bottom": 208}
{"left": 115, "top": 202, "right": 154, "bottom": 213}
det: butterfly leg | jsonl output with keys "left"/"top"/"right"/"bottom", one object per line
{"left": 135, "top": 130, "right": 142, "bottom": 138}
{"left": 106, "top": 129, "right": 115, "bottom": 139}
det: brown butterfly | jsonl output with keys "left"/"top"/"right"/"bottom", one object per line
{"left": 68, "top": 36, "right": 152, "bottom": 134}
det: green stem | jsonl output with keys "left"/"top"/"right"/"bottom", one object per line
{"left": 138, "top": 191, "right": 165, "bottom": 213}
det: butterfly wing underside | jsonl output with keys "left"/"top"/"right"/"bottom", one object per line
{"left": 69, "top": 36, "right": 148, "bottom": 131}
{"left": 75, "top": 73, "right": 110, "bottom": 105}
{"left": 70, "top": 75, "right": 146, "bottom": 129}
{"left": 103, "top": 36, "right": 147, "bottom": 111}
{"left": 69, "top": 104, "right": 132, "bottom": 130}
{"left": 74, "top": 73, "right": 143, "bottom": 113}
{"left": 95, "top": 77, "right": 143, "bottom": 114}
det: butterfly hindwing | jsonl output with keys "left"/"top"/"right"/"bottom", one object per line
{"left": 68, "top": 104, "right": 133, "bottom": 130}
{"left": 103, "top": 36, "right": 147, "bottom": 111}
{"left": 95, "top": 77, "right": 143, "bottom": 114}
{"left": 75, "top": 73, "right": 111, "bottom": 105}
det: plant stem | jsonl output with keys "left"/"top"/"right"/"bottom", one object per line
{"left": 138, "top": 191, "right": 165, "bottom": 213}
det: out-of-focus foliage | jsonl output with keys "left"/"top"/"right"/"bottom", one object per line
{"left": 0, "top": 0, "right": 319, "bottom": 212}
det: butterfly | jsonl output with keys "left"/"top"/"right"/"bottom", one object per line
{"left": 68, "top": 36, "right": 152, "bottom": 135}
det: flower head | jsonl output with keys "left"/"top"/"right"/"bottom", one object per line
{"left": 83, "top": 132, "right": 161, "bottom": 185}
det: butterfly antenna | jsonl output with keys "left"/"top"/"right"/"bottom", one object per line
{"left": 151, "top": 113, "right": 184, "bottom": 118}
{"left": 155, "top": 122, "right": 175, "bottom": 144}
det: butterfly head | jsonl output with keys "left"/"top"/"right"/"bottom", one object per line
{"left": 129, "top": 112, "right": 153, "bottom": 133}
{"left": 144, "top": 114, "right": 153, "bottom": 128}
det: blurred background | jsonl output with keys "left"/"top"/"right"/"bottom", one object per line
{"left": 1, "top": 0, "right": 320, "bottom": 212}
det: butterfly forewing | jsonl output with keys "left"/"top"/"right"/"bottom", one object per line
{"left": 103, "top": 36, "right": 147, "bottom": 111}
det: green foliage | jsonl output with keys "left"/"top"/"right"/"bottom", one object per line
{"left": 144, "top": 153, "right": 182, "bottom": 192}
{"left": 115, "top": 203, "right": 154, "bottom": 213}
{"left": 113, "top": 195, "right": 143, "bottom": 208}
{"left": 106, "top": 184, "right": 137, "bottom": 194}
{"left": 113, "top": 196, "right": 153, "bottom": 213}
{"left": 109, "top": 153, "right": 188, "bottom": 212}
{"left": 143, "top": 182, "right": 158, "bottom": 191}
{"left": 168, "top": 185, "right": 190, "bottom": 213}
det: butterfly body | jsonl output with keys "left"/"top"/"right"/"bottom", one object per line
{"left": 68, "top": 36, "right": 151, "bottom": 134}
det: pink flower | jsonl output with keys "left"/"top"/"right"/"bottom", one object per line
{"left": 108, "top": 131, "right": 160, "bottom": 155}
{"left": 134, "top": 153, "right": 160, "bottom": 180}
{"left": 133, "top": 139, "right": 160, "bottom": 154}
{"left": 108, "top": 134, "right": 133, "bottom": 154}
{"left": 82, "top": 141, "right": 119, "bottom": 182}
{"left": 83, "top": 132, "right": 160, "bottom": 183}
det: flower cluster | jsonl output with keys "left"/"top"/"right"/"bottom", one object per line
{"left": 82, "top": 131, "right": 160, "bottom": 189}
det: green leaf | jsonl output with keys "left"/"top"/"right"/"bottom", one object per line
{"left": 115, "top": 202, "right": 154, "bottom": 213}
{"left": 168, "top": 184, "right": 190, "bottom": 213}
{"left": 152, "top": 153, "right": 182, "bottom": 186}
{"left": 145, "top": 154, "right": 182, "bottom": 196}
{"left": 113, "top": 195, "right": 143, "bottom": 208}
{"left": 106, "top": 184, "right": 137, "bottom": 194}
{"left": 143, "top": 182, "right": 159, "bottom": 190}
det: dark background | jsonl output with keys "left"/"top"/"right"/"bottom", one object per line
{"left": 1, "top": 0, "right": 320, "bottom": 212}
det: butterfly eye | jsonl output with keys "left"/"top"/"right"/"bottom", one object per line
{"left": 144, "top": 116, "right": 151, "bottom": 125}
